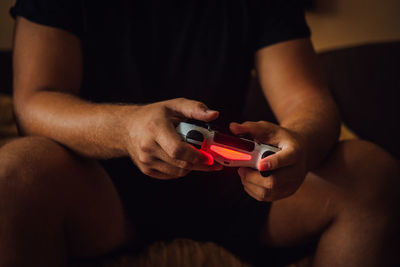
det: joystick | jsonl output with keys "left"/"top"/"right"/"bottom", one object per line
{"left": 176, "top": 120, "right": 280, "bottom": 177}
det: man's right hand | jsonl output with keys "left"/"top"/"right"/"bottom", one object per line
{"left": 124, "top": 98, "right": 223, "bottom": 179}
{"left": 12, "top": 19, "right": 221, "bottom": 179}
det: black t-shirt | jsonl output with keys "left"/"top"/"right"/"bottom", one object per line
{"left": 11, "top": 2, "right": 311, "bottom": 240}
{"left": 11, "top": 0, "right": 310, "bottom": 124}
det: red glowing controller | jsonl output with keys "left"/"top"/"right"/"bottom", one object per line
{"left": 176, "top": 121, "right": 280, "bottom": 177}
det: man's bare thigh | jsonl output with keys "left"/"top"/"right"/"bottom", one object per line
{"left": 261, "top": 140, "right": 400, "bottom": 247}
{"left": 0, "top": 137, "right": 131, "bottom": 259}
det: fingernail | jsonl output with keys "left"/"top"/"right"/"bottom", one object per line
{"left": 205, "top": 109, "right": 217, "bottom": 113}
{"left": 259, "top": 161, "right": 270, "bottom": 171}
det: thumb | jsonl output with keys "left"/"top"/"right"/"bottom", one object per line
{"left": 169, "top": 98, "right": 219, "bottom": 122}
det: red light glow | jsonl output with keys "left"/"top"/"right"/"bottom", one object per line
{"left": 199, "top": 149, "right": 214, "bottom": 165}
{"left": 209, "top": 145, "right": 252, "bottom": 161}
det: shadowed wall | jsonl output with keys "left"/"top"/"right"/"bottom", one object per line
{"left": 1, "top": 0, "right": 400, "bottom": 51}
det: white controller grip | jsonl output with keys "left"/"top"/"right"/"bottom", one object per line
{"left": 176, "top": 122, "right": 280, "bottom": 174}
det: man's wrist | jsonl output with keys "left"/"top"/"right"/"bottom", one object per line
{"left": 281, "top": 121, "right": 339, "bottom": 171}
{"left": 115, "top": 104, "right": 142, "bottom": 156}
{"left": 92, "top": 103, "right": 141, "bottom": 158}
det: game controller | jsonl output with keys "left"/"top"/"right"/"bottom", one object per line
{"left": 176, "top": 120, "right": 280, "bottom": 177}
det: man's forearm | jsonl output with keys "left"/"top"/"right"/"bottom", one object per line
{"left": 15, "top": 91, "right": 137, "bottom": 159}
{"left": 278, "top": 94, "right": 341, "bottom": 170}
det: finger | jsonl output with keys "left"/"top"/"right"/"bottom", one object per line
{"left": 238, "top": 167, "right": 275, "bottom": 202}
{"left": 167, "top": 98, "right": 219, "bottom": 122}
{"left": 153, "top": 144, "right": 222, "bottom": 171}
{"left": 141, "top": 167, "right": 177, "bottom": 180}
{"left": 155, "top": 119, "right": 211, "bottom": 165}
{"left": 230, "top": 121, "right": 276, "bottom": 141}
{"left": 241, "top": 179, "right": 272, "bottom": 202}
{"left": 258, "top": 146, "right": 299, "bottom": 171}
{"left": 156, "top": 141, "right": 216, "bottom": 167}
{"left": 191, "top": 161, "right": 224, "bottom": 172}
{"left": 198, "top": 149, "right": 214, "bottom": 166}
{"left": 237, "top": 166, "right": 252, "bottom": 179}
{"left": 238, "top": 167, "right": 275, "bottom": 189}
{"left": 149, "top": 159, "right": 191, "bottom": 178}
{"left": 138, "top": 138, "right": 195, "bottom": 169}
{"left": 151, "top": 142, "right": 194, "bottom": 169}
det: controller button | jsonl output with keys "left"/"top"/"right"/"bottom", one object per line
{"left": 261, "top": 170, "right": 272, "bottom": 177}
{"left": 262, "top": 151, "right": 275, "bottom": 159}
{"left": 187, "top": 130, "right": 204, "bottom": 142}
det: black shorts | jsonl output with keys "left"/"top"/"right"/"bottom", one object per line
{"left": 99, "top": 157, "right": 271, "bottom": 260}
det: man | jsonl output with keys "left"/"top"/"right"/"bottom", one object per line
{"left": 1, "top": 0, "right": 399, "bottom": 266}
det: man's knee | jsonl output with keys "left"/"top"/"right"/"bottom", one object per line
{"left": 337, "top": 140, "right": 398, "bottom": 172}
{"left": 0, "top": 136, "right": 103, "bottom": 212}
{"left": 327, "top": 140, "right": 399, "bottom": 208}
{"left": 1, "top": 135, "right": 100, "bottom": 181}
{"left": 0, "top": 137, "right": 69, "bottom": 206}
{"left": 0, "top": 137, "right": 129, "bottom": 258}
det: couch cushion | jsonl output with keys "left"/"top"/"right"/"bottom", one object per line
{"left": 0, "top": 93, "right": 18, "bottom": 146}
{"left": 242, "top": 41, "right": 398, "bottom": 158}
{"left": 319, "top": 41, "right": 400, "bottom": 158}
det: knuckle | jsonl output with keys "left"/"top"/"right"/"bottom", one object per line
{"left": 168, "top": 144, "right": 184, "bottom": 159}
{"left": 176, "top": 97, "right": 187, "bottom": 104}
{"left": 260, "top": 120, "right": 271, "bottom": 127}
{"left": 242, "top": 121, "right": 252, "bottom": 127}
{"left": 157, "top": 106, "right": 169, "bottom": 116}
{"left": 195, "top": 101, "right": 207, "bottom": 110}
{"left": 262, "top": 177, "right": 275, "bottom": 189}
{"left": 139, "top": 140, "right": 153, "bottom": 153}
{"left": 145, "top": 120, "right": 157, "bottom": 132}
{"left": 257, "top": 120, "right": 268, "bottom": 128}
{"left": 177, "top": 160, "right": 192, "bottom": 170}
{"left": 138, "top": 153, "right": 152, "bottom": 164}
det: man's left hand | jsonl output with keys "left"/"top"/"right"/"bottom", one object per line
{"left": 230, "top": 121, "right": 308, "bottom": 202}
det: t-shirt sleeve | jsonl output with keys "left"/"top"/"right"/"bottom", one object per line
{"left": 251, "top": 0, "right": 311, "bottom": 51}
{"left": 10, "top": 0, "right": 84, "bottom": 38}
